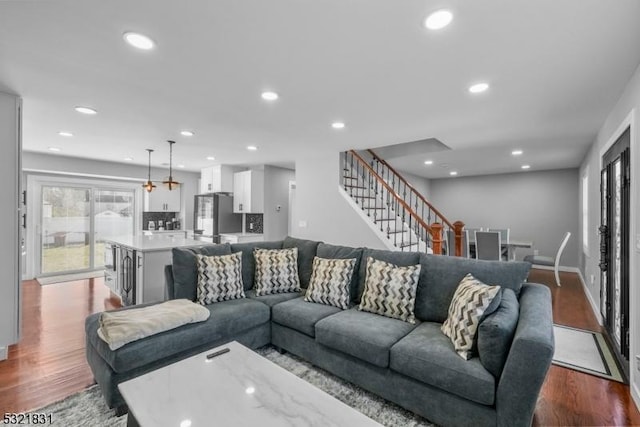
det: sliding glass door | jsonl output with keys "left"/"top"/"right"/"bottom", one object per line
{"left": 41, "top": 186, "right": 91, "bottom": 274}
{"left": 39, "top": 183, "right": 136, "bottom": 276}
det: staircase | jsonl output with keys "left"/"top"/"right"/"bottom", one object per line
{"left": 341, "top": 149, "right": 463, "bottom": 254}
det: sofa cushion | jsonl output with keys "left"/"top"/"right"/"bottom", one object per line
{"left": 272, "top": 297, "right": 342, "bottom": 337}
{"left": 283, "top": 236, "right": 321, "bottom": 288}
{"left": 305, "top": 257, "right": 356, "bottom": 309}
{"left": 245, "top": 289, "right": 302, "bottom": 307}
{"left": 315, "top": 308, "right": 417, "bottom": 368}
{"left": 415, "top": 254, "right": 530, "bottom": 323}
{"left": 356, "top": 249, "right": 420, "bottom": 303}
{"left": 441, "top": 274, "right": 501, "bottom": 360}
{"left": 86, "top": 298, "right": 270, "bottom": 374}
{"left": 196, "top": 252, "right": 245, "bottom": 305}
{"left": 358, "top": 257, "right": 421, "bottom": 323}
{"left": 254, "top": 248, "right": 302, "bottom": 296}
{"left": 172, "top": 244, "right": 232, "bottom": 301}
{"left": 478, "top": 288, "right": 520, "bottom": 378}
{"left": 390, "top": 322, "right": 496, "bottom": 406}
{"left": 230, "top": 241, "right": 284, "bottom": 290}
{"left": 316, "top": 243, "right": 363, "bottom": 304}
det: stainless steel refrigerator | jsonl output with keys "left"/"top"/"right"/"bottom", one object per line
{"left": 193, "top": 192, "right": 242, "bottom": 243}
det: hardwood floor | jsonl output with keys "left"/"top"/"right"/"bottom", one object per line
{"left": 0, "top": 278, "right": 121, "bottom": 415}
{"left": 529, "top": 268, "right": 640, "bottom": 426}
{"left": 0, "top": 270, "right": 639, "bottom": 425}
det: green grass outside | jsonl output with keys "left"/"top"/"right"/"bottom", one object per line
{"left": 42, "top": 244, "right": 105, "bottom": 274}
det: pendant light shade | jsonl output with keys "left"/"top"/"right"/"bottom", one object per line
{"left": 143, "top": 149, "right": 156, "bottom": 192}
{"left": 162, "top": 140, "right": 180, "bottom": 190}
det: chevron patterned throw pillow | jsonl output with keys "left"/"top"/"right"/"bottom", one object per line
{"left": 358, "top": 257, "right": 421, "bottom": 323}
{"left": 441, "top": 273, "right": 501, "bottom": 360}
{"left": 254, "top": 248, "right": 301, "bottom": 296}
{"left": 196, "top": 252, "right": 245, "bottom": 305}
{"left": 305, "top": 257, "right": 357, "bottom": 309}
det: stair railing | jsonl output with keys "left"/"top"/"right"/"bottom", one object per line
{"left": 343, "top": 150, "right": 447, "bottom": 254}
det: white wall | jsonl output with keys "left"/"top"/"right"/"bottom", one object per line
{"left": 293, "top": 151, "right": 388, "bottom": 249}
{"left": 580, "top": 62, "right": 640, "bottom": 406}
{"left": 403, "top": 171, "right": 431, "bottom": 200}
{"left": 263, "top": 165, "right": 295, "bottom": 241}
{"left": 0, "top": 92, "right": 21, "bottom": 358}
{"left": 22, "top": 151, "right": 200, "bottom": 229}
{"left": 429, "top": 169, "right": 580, "bottom": 266}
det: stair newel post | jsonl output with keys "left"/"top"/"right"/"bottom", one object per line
{"left": 430, "top": 223, "right": 443, "bottom": 255}
{"left": 453, "top": 221, "right": 465, "bottom": 257}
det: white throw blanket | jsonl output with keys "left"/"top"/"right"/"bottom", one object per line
{"left": 97, "top": 299, "right": 210, "bottom": 350}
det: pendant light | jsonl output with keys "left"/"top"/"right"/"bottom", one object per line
{"left": 142, "top": 149, "right": 156, "bottom": 192}
{"left": 162, "top": 140, "right": 180, "bottom": 190}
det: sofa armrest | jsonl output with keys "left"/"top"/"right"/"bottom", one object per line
{"left": 496, "top": 283, "right": 554, "bottom": 427}
{"left": 165, "top": 264, "right": 175, "bottom": 300}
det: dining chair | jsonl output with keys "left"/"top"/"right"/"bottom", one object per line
{"left": 524, "top": 232, "right": 571, "bottom": 286}
{"left": 446, "top": 229, "right": 470, "bottom": 258}
{"left": 474, "top": 231, "right": 502, "bottom": 261}
{"left": 487, "top": 228, "right": 510, "bottom": 260}
{"left": 487, "top": 228, "right": 510, "bottom": 243}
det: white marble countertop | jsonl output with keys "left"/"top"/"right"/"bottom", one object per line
{"left": 118, "top": 341, "right": 381, "bottom": 427}
{"left": 104, "top": 234, "right": 204, "bottom": 252}
{"left": 142, "top": 229, "right": 187, "bottom": 235}
{"left": 219, "top": 232, "right": 264, "bottom": 237}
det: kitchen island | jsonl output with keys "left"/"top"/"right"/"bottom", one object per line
{"left": 104, "top": 235, "right": 204, "bottom": 306}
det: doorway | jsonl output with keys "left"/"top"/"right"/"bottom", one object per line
{"left": 30, "top": 176, "right": 138, "bottom": 278}
{"left": 599, "top": 126, "right": 631, "bottom": 367}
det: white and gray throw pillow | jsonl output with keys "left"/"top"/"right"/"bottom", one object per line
{"left": 305, "top": 257, "right": 356, "bottom": 310}
{"left": 254, "top": 247, "right": 301, "bottom": 296}
{"left": 358, "top": 257, "right": 421, "bottom": 323}
{"left": 196, "top": 251, "right": 245, "bottom": 305}
{"left": 441, "top": 273, "right": 501, "bottom": 360}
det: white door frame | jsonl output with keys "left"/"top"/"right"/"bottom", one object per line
{"left": 25, "top": 174, "right": 143, "bottom": 279}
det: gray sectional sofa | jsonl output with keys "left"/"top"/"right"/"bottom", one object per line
{"left": 85, "top": 236, "right": 554, "bottom": 427}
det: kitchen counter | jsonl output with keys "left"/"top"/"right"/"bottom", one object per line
{"left": 219, "top": 233, "right": 264, "bottom": 244}
{"left": 104, "top": 235, "right": 204, "bottom": 252}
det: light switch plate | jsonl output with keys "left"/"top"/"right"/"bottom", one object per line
{"left": 636, "top": 234, "right": 640, "bottom": 251}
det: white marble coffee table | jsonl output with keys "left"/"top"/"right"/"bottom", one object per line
{"left": 118, "top": 341, "right": 382, "bottom": 427}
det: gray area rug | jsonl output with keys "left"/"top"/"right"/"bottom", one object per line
{"left": 37, "top": 270, "right": 104, "bottom": 285}
{"left": 23, "top": 346, "right": 435, "bottom": 426}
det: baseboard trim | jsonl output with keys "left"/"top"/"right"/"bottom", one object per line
{"left": 0, "top": 346, "right": 7, "bottom": 361}
{"left": 633, "top": 382, "right": 640, "bottom": 414}
{"left": 532, "top": 265, "right": 603, "bottom": 325}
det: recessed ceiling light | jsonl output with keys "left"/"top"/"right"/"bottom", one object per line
{"left": 512, "top": 150, "right": 523, "bottom": 156}
{"left": 331, "top": 122, "right": 345, "bottom": 129}
{"left": 177, "top": 164, "right": 185, "bottom": 168}
{"left": 424, "top": 10, "right": 453, "bottom": 30}
{"left": 206, "top": 156, "right": 215, "bottom": 161}
{"left": 179, "top": 420, "right": 192, "bottom": 427}
{"left": 124, "top": 157, "right": 133, "bottom": 161}
{"left": 75, "top": 106, "right": 97, "bottom": 115}
{"left": 48, "top": 147, "right": 61, "bottom": 152}
{"left": 58, "top": 131, "right": 73, "bottom": 137}
{"left": 123, "top": 32, "right": 155, "bottom": 50}
{"left": 246, "top": 145, "right": 258, "bottom": 151}
{"left": 261, "top": 91, "right": 279, "bottom": 101}
{"left": 468, "top": 83, "right": 489, "bottom": 94}
{"left": 245, "top": 386, "right": 256, "bottom": 395}
{"left": 449, "top": 171, "right": 458, "bottom": 176}
{"left": 424, "top": 160, "right": 433, "bottom": 165}
{"left": 180, "top": 130, "right": 194, "bottom": 137}
{"left": 521, "top": 165, "right": 531, "bottom": 170}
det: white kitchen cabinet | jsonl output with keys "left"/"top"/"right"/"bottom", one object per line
{"left": 200, "top": 165, "right": 235, "bottom": 194}
{"left": 144, "top": 186, "right": 181, "bottom": 212}
{"left": 233, "top": 170, "right": 264, "bottom": 213}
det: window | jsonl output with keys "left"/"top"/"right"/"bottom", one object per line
{"left": 582, "top": 169, "right": 589, "bottom": 253}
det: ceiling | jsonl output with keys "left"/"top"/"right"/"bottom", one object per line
{"left": 1, "top": 0, "right": 639, "bottom": 178}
